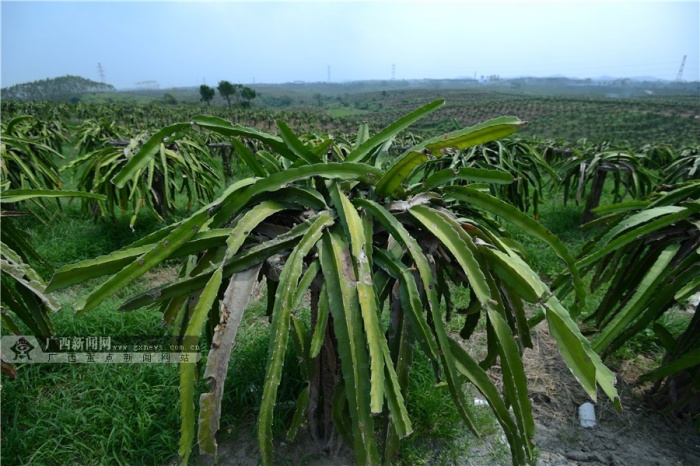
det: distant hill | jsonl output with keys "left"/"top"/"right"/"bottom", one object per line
{"left": 592, "top": 75, "right": 665, "bottom": 83}
{"left": 1, "top": 75, "right": 116, "bottom": 101}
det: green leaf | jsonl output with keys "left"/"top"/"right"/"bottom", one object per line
{"left": 0, "top": 243, "right": 57, "bottom": 336}
{"left": 290, "top": 314, "right": 312, "bottom": 386}
{"left": 592, "top": 243, "right": 679, "bottom": 353}
{"left": 488, "top": 309, "right": 535, "bottom": 460}
{"left": 383, "top": 302, "right": 414, "bottom": 464}
{"left": 648, "top": 181, "right": 700, "bottom": 208}
{"left": 408, "top": 205, "right": 492, "bottom": 307}
{"left": 263, "top": 186, "right": 328, "bottom": 211}
{"left": 355, "top": 122, "right": 370, "bottom": 149}
{"left": 590, "top": 200, "right": 650, "bottom": 215}
{"left": 675, "top": 274, "right": 700, "bottom": 302}
{"left": 640, "top": 348, "right": 700, "bottom": 381}
{"left": 448, "top": 338, "right": 525, "bottom": 465}
{"left": 1, "top": 308, "right": 23, "bottom": 335}
{"left": 112, "top": 123, "right": 191, "bottom": 188}
{"left": 380, "top": 333, "right": 413, "bottom": 440}
{"left": 212, "top": 162, "right": 383, "bottom": 226}
{"left": 178, "top": 362, "right": 197, "bottom": 466}
{"left": 333, "top": 187, "right": 386, "bottom": 413}
{"left": 161, "top": 257, "right": 197, "bottom": 327}
{"left": 480, "top": 248, "right": 549, "bottom": 304}
{"left": 292, "top": 260, "right": 320, "bottom": 311}
{"left": 331, "top": 379, "right": 354, "bottom": 448}
{"left": 286, "top": 386, "right": 310, "bottom": 442}
{"left": 119, "top": 211, "right": 324, "bottom": 311}
{"left": 309, "top": 286, "right": 330, "bottom": 359}
{"left": 0, "top": 189, "right": 106, "bottom": 203}
{"left": 598, "top": 206, "right": 686, "bottom": 248}
{"left": 545, "top": 300, "right": 597, "bottom": 398}
{"left": 179, "top": 266, "right": 222, "bottom": 465}
{"left": 318, "top": 229, "right": 380, "bottom": 464}
{"left": 47, "top": 228, "right": 243, "bottom": 292}
{"left": 355, "top": 199, "right": 480, "bottom": 434}
{"left": 223, "top": 201, "right": 287, "bottom": 261}
{"left": 421, "top": 167, "right": 514, "bottom": 192}
{"left": 258, "top": 213, "right": 333, "bottom": 466}
{"left": 230, "top": 138, "right": 267, "bottom": 177}
{"left": 423, "top": 116, "right": 527, "bottom": 155}
{"left": 577, "top": 208, "right": 691, "bottom": 270}
{"left": 375, "top": 151, "right": 428, "bottom": 198}
{"left": 445, "top": 186, "right": 585, "bottom": 309}
{"left": 6, "top": 115, "right": 34, "bottom": 134}
{"left": 257, "top": 150, "right": 282, "bottom": 173}
{"left": 373, "top": 248, "right": 439, "bottom": 362}
{"left": 160, "top": 144, "right": 171, "bottom": 211}
{"left": 0, "top": 270, "right": 58, "bottom": 323}
{"left": 543, "top": 297, "right": 621, "bottom": 410}
{"left": 276, "top": 120, "right": 321, "bottom": 165}
{"left": 345, "top": 99, "right": 445, "bottom": 163}
{"left": 652, "top": 323, "right": 676, "bottom": 354}
{"left": 191, "top": 115, "right": 292, "bottom": 158}
{"left": 74, "top": 209, "right": 209, "bottom": 315}
{"left": 1, "top": 278, "right": 52, "bottom": 336}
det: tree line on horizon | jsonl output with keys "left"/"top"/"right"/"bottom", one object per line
{"left": 0, "top": 75, "right": 115, "bottom": 101}
{"left": 0, "top": 75, "right": 258, "bottom": 108}
{"left": 199, "top": 81, "right": 257, "bottom": 109}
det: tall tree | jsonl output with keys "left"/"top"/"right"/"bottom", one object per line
{"left": 240, "top": 86, "right": 257, "bottom": 108}
{"left": 199, "top": 84, "right": 215, "bottom": 106}
{"left": 217, "top": 80, "right": 237, "bottom": 109}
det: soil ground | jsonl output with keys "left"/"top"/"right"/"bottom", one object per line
{"left": 516, "top": 327, "right": 700, "bottom": 466}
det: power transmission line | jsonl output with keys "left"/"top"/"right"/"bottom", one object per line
{"left": 97, "top": 63, "right": 105, "bottom": 83}
{"left": 676, "top": 55, "right": 687, "bottom": 82}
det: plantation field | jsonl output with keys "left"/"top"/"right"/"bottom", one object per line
{"left": 315, "top": 87, "right": 700, "bottom": 146}
{"left": 18, "top": 79, "right": 698, "bottom": 146}
{"left": 1, "top": 89, "right": 699, "bottom": 465}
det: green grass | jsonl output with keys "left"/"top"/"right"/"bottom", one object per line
{"left": 2, "top": 198, "right": 176, "bottom": 465}
{"left": 396, "top": 348, "right": 506, "bottom": 465}
{"left": 19, "top": 208, "right": 164, "bottom": 271}
{"left": 0, "top": 198, "right": 306, "bottom": 465}
{"left": 3, "top": 360, "right": 180, "bottom": 465}
{"left": 1, "top": 288, "right": 179, "bottom": 465}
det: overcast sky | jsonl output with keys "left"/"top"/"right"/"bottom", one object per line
{"left": 2, "top": 1, "right": 698, "bottom": 89}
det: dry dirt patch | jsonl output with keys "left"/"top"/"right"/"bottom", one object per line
{"left": 523, "top": 327, "right": 700, "bottom": 466}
